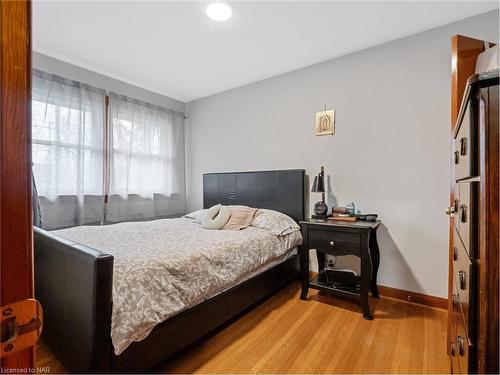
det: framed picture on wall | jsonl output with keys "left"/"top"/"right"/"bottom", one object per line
{"left": 315, "top": 109, "right": 335, "bottom": 136}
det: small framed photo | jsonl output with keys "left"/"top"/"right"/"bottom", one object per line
{"left": 315, "top": 109, "right": 335, "bottom": 136}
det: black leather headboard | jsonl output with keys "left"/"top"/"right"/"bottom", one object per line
{"left": 203, "top": 169, "right": 305, "bottom": 222}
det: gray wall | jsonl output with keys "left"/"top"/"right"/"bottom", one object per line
{"left": 186, "top": 10, "right": 499, "bottom": 298}
{"left": 33, "top": 52, "right": 185, "bottom": 113}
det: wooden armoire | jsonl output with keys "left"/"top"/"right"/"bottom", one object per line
{"left": 447, "top": 35, "right": 499, "bottom": 374}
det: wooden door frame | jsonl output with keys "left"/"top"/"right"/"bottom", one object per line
{"left": 0, "top": 0, "right": 34, "bottom": 370}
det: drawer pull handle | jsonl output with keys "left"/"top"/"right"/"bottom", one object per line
{"left": 460, "top": 204, "right": 467, "bottom": 223}
{"left": 451, "top": 294, "right": 457, "bottom": 307}
{"left": 460, "top": 137, "right": 467, "bottom": 156}
{"left": 329, "top": 241, "right": 335, "bottom": 246}
{"left": 453, "top": 247, "right": 458, "bottom": 261}
{"left": 454, "top": 199, "right": 460, "bottom": 213}
{"left": 458, "top": 271, "right": 466, "bottom": 290}
{"left": 457, "top": 335, "right": 465, "bottom": 356}
{"left": 454, "top": 151, "right": 460, "bottom": 164}
{"left": 450, "top": 343, "right": 456, "bottom": 357}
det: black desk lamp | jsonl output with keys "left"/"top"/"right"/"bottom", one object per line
{"left": 311, "top": 166, "right": 328, "bottom": 219}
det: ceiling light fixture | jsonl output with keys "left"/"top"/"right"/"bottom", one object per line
{"left": 206, "top": 3, "right": 232, "bottom": 22}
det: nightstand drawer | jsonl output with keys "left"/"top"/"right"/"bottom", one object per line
{"left": 308, "top": 228, "right": 361, "bottom": 256}
{"left": 457, "top": 181, "right": 478, "bottom": 258}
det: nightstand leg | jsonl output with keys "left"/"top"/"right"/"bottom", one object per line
{"left": 361, "top": 236, "right": 373, "bottom": 320}
{"left": 299, "top": 246, "right": 309, "bottom": 300}
{"left": 360, "top": 283, "right": 373, "bottom": 320}
{"left": 369, "top": 228, "right": 380, "bottom": 298}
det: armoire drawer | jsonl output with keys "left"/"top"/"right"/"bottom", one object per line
{"left": 450, "top": 276, "right": 460, "bottom": 341}
{"left": 454, "top": 97, "right": 478, "bottom": 181}
{"left": 450, "top": 291, "right": 465, "bottom": 374}
{"left": 453, "top": 182, "right": 460, "bottom": 232}
{"left": 456, "top": 314, "right": 474, "bottom": 374}
{"left": 453, "top": 228, "right": 477, "bottom": 340}
{"left": 450, "top": 337, "right": 461, "bottom": 373}
{"left": 457, "top": 181, "right": 479, "bottom": 258}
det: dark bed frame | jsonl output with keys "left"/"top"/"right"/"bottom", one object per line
{"left": 34, "top": 169, "right": 305, "bottom": 372}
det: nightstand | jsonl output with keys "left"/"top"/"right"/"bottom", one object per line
{"left": 299, "top": 218, "right": 381, "bottom": 320}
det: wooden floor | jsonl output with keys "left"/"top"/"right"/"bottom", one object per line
{"left": 36, "top": 281, "right": 450, "bottom": 374}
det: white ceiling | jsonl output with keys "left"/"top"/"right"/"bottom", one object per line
{"left": 33, "top": 1, "right": 499, "bottom": 102}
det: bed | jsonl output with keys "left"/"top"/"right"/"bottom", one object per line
{"left": 34, "top": 169, "right": 305, "bottom": 372}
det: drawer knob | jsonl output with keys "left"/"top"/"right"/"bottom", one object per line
{"left": 457, "top": 335, "right": 465, "bottom": 356}
{"left": 329, "top": 241, "right": 335, "bottom": 246}
{"left": 453, "top": 247, "right": 458, "bottom": 261}
{"left": 458, "top": 271, "right": 466, "bottom": 290}
{"left": 450, "top": 343, "right": 456, "bottom": 357}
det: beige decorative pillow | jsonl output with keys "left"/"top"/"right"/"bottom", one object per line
{"left": 222, "top": 206, "right": 258, "bottom": 230}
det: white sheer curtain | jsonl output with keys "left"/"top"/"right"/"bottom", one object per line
{"left": 32, "top": 70, "right": 105, "bottom": 229}
{"left": 32, "top": 71, "right": 186, "bottom": 228}
{"left": 107, "top": 94, "right": 186, "bottom": 222}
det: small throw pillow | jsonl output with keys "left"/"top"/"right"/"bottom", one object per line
{"left": 222, "top": 206, "right": 258, "bottom": 230}
{"left": 202, "top": 204, "right": 231, "bottom": 230}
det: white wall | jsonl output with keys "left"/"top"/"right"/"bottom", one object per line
{"left": 186, "top": 11, "right": 499, "bottom": 298}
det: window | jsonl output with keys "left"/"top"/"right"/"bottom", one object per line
{"left": 106, "top": 95, "right": 186, "bottom": 222}
{"left": 32, "top": 73, "right": 105, "bottom": 198}
{"left": 109, "top": 95, "right": 184, "bottom": 198}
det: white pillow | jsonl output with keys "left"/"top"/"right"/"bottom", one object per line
{"left": 202, "top": 204, "right": 231, "bottom": 230}
{"left": 184, "top": 208, "right": 207, "bottom": 224}
{"left": 251, "top": 209, "right": 300, "bottom": 236}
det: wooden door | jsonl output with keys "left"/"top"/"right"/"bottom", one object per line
{"left": 0, "top": 0, "right": 35, "bottom": 370}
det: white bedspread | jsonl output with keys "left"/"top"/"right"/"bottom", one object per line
{"left": 53, "top": 218, "right": 302, "bottom": 355}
